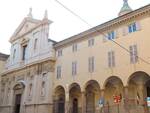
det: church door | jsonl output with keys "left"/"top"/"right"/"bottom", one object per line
{"left": 58, "top": 98, "right": 65, "bottom": 113}
{"left": 14, "top": 94, "right": 22, "bottom": 113}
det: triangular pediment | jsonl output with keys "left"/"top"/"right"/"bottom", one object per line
{"left": 10, "top": 17, "right": 41, "bottom": 42}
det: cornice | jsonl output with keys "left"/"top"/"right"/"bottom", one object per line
{"left": 1, "top": 56, "right": 56, "bottom": 76}
{"left": 54, "top": 4, "right": 150, "bottom": 49}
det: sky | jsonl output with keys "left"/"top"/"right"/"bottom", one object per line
{"left": 0, "top": 0, "right": 149, "bottom": 54}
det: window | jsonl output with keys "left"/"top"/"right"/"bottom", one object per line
{"left": 22, "top": 45, "right": 27, "bottom": 60}
{"left": 108, "top": 31, "right": 115, "bottom": 40}
{"left": 128, "top": 23, "right": 137, "bottom": 33}
{"left": 72, "top": 44, "right": 77, "bottom": 52}
{"left": 13, "top": 49, "right": 16, "bottom": 59}
{"left": 88, "top": 57, "right": 94, "bottom": 73}
{"left": 129, "top": 45, "right": 138, "bottom": 63}
{"left": 108, "top": 51, "right": 115, "bottom": 68}
{"left": 88, "top": 38, "right": 94, "bottom": 47}
{"left": 57, "top": 50, "right": 62, "bottom": 57}
{"left": 72, "top": 61, "right": 77, "bottom": 75}
{"left": 34, "top": 38, "right": 38, "bottom": 50}
{"left": 57, "top": 66, "right": 61, "bottom": 79}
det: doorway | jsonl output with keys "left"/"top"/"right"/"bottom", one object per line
{"left": 73, "top": 98, "right": 78, "bottom": 113}
{"left": 58, "top": 98, "right": 65, "bottom": 113}
{"left": 147, "top": 86, "right": 150, "bottom": 97}
{"left": 14, "top": 94, "right": 22, "bottom": 113}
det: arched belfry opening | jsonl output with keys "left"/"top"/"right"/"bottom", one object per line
{"left": 13, "top": 81, "right": 25, "bottom": 113}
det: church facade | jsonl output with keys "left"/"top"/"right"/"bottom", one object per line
{"left": 1, "top": 1, "right": 150, "bottom": 113}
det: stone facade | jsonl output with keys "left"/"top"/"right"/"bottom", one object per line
{"left": 0, "top": 10, "right": 55, "bottom": 113}
{"left": 1, "top": 1, "right": 150, "bottom": 113}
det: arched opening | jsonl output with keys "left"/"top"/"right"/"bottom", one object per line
{"left": 85, "top": 80, "right": 100, "bottom": 113}
{"left": 69, "top": 83, "right": 81, "bottom": 113}
{"left": 128, "top": 71, "right": 150, "bottom": 113}
{"left": 73, "top": 98, "right": 78, "bottom": 113}
{"left": 54, "top": 86, "right": 65, "bottom": 113}
{"left": 146, "top": 80, "right": 150, "bottom": 97}
{"left": 13, "top": 81, "right": 25, "bottom": 113}
{"left": 58, "top": 97, "right": 65, "bottom": 113}
{"left": 103, "top": 76, "right": 124, "bottom": 113}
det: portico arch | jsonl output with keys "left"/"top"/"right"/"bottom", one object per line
{"left": 53, "top": 85, "right": 65, "bottom": 113}
{"left": 103, "top": 76, "right": 124, "bottom": 113}
{"left": 69, "top": 83, "right": 81, "bottom": 113}
{"left": 84, "top": 80, "right": 100, "bottom": 113}
{"left": 128, "top": 71, "right": 150, "bottom": 112}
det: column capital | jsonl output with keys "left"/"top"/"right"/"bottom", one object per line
{"left": 81, "top": 91, "right": 85, "bottom": 93}
{"left": 100, "top": 89, "right": 105, "bottom": 92}
{"left": 124, "top": 86, "right": 129, "bottom": 89}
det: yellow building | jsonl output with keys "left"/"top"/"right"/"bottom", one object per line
{"left": 53, "top": 1, "right": 150, "bottom": 113}
{"left": 1, "top": 0, "right": 150, "bottom": 113}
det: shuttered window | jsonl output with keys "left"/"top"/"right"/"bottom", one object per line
{"left": 72, "top": 61, "right": 77, "bottom": 75}
{"left": 108, "top": 51, "right": 115, "bottom": 68}
{"left": 88, "top": 38, "right": 94, "bottom": 47}
{"left": 129, "top": 45, "right": 138, "bottom": 63}
{"left": 57, "top": 66, "right": 61, "bottom": 79}
{"left": 88, "top": 56, "right": 95, "bottom": 73}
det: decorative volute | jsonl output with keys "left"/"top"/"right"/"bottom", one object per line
{"left": 118, "top": 0, "right": 132, "bottom": 16}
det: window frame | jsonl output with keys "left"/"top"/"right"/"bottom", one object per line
{"left": 72, "top": 61, "right": 77, "bottom": 75}
{"left": 128, "top": 23, "right": 137, "bottom": 33}
{"left": 88, "top": 56, "right": 95, "bottom": 73}
{"left": 57, "top": 65, "right": 62, "bottom": 79}
{"left": 72, "top": 43, "right": 78, "bottom": 52}
{"left": 108, "top": 51, "right": 115, "bottom": 68}
{"left": 88, "top": 38, "right": 94, "bottom": 47}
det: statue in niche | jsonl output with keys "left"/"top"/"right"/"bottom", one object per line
{"left": 41, "top": 81, "right": 46, "bottom": 96}
{"left": 6, "top": 88, "right": 11, "bottom": 104}
{"left": 28, "top": 83, "right": 33, "bottom": 97}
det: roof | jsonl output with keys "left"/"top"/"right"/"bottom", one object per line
{"left": 0, "top": 53, "right": 9, "bottom": 61}
{"left": 54, "top": 4, "right": 150, "bottom": 49}
{"left": 48, "top": 39, "right": 57, "bottom": 44}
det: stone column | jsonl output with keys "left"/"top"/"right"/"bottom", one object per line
{"left": 138, "top": 83, "right": 148, "bottom": 113}
{"left": 65, "top": 84, "right": 70, "bottom": 113}
{"left": 81, "top": 91, "right": 86, "bottom": 113}
{"left": 100, "top": 89, "right": 105, "bottom": 113}
{"left": 100, "top": 89, "right": 105, "bottom": 99}
{"left": 52, "top": 95, "right": 58, "bottom": 113}
{"left": 138, "top": 83, "right": 145, "bottom": 105}
{"left": 65, "top": 100, "right": 70, "bottom": 113}
{"left": 123, "top": 86, "right": 129, "bottom": 113}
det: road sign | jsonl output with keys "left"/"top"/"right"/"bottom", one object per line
{"left": 113, "top": 95, "right": 122, "bottom": 104}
